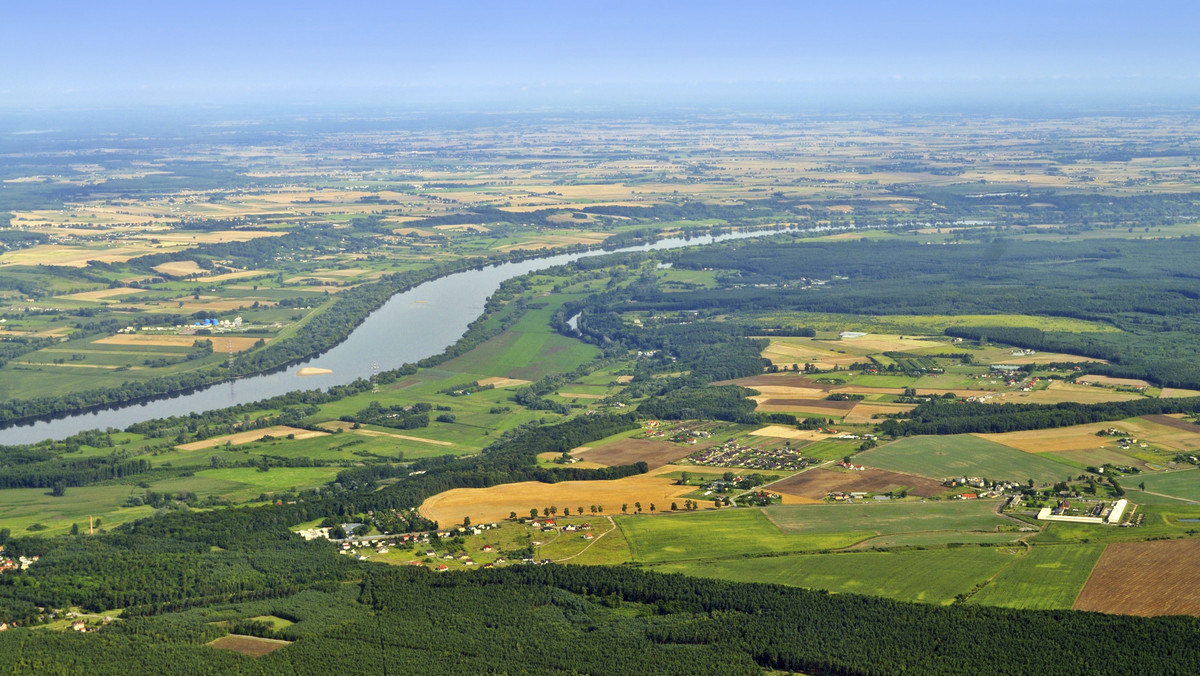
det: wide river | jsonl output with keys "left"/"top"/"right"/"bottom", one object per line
{"left": 2, "top": 226, "right": 845, "bottom": 444}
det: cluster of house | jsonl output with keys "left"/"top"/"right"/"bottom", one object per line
{"left": 0, "top": 550, "right": 38, "bottom": 574}
{"left": 1115, "top": 437, "right": 1147, "bottom": 452}
{"left": 117, "top": 317, "right": 245, "bottom": 335}
{"left": 641, "top": 421, "right": 716, "bottom": 446}
{"left": 430, "top": 547, "right": 503, "bottom": 570}
{"left": 835, "top": 460, "right": 866, "bottom": 471}
{"left": 529, "top": 520, "right": 594, "bottom": 539}
{"left": 984, "top": 366, "right": 1042, "bottom": 391}
{"left": 689, "top": 439, "right": 811, "bottom": 471}
{"left": 943, "top": 476, "right": 1022, "bottom": 499}
{"left": 828, "top": 491, "right": 869, "bottom": 502}
{"left": 440, "top": 523, "right": 501, "bottom": 538}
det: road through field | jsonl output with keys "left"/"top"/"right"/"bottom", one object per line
{"left": 554, "top": 516, "right": 617, "bottom": 562}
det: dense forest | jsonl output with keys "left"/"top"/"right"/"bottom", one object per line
{"left": 646, "top": 236, "right": 1200, "bottom": 389}
{"left": 881, "top": 395, "right": 1200, "bottom": 436}
{"left": 1, "top": 538, "right": 1198, "bottom": 674}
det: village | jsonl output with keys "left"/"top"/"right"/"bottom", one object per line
{"left": 298, "top": 513, "right": 608, "bottom": 572}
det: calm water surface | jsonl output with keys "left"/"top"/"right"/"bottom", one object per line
{"left": 2, "top": 226, "right": 854, "bottom": 444}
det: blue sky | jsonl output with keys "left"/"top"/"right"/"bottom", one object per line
{"left": 4, "top": 1, "right": 1199, "bottom": 109}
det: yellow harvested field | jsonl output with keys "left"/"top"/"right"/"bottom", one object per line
{"left": 477, "top": 377, "right": 531, "bottom": 388}
{"left": 559, "top": 392, "right": 605, "bottom": 399}
{"left": 616, "top": 375, "right": 634, "bottom": 383}
{"left": 58, "top": 287, "right": 147, "bottom": 302}
{"left": 203, "top": 270, "right": 271, "bottom": 282}
{"left": 317, "top": 421, "right": 454, "bottom": 446}
{"left": 0, "top": 244, "right": 161, "bottom": 267}
{"left": 654, "top": 464, "right": 731, "bottom": 476}
{"left": 842, "top": 402, "right": 918, "bottom": 424}
{"left": 419, "top": 474, "right": 693, "bottom": 524}
{"left": 133, "top": 230, "right": 284, "bottom": 244}
{"left": 153, "top": 260, "right": 205, "bottom": 276}
{"left": 93, "top": 334, "right": 265, "bottom": 351}
{"left": 761, "top": 338, "right": 859, "bottom": 368}
{"left": 999, "top": 351, "right": 1108, "bottom": 365}
{"left": 0, "top": 327, "right": 70, "bottom": 338}
{"left": 1161, "top": 388, "right": 1200, "bottom": 398}
{"left": 18, "top": 362, "right": 139, "bottom": 370}
{"left": 1077, "top": 375, "right": 1152, "bottom": 388}
{"left": 977, "top": 417, "right": 1200, "bottom": 454}
{"left": 817, "top": 334, "right": 945, "bottom": 353}
{"left": 496, "top": 233, "right": 610, "bottom": 251}
{"left": 975, "top": 424, "right": 1121, "bottom": 454}
{"left": 433, "top": 224, "right": 491, "bottom": 232}
{"left": 747, "top": 426, "right": 834, "bottom": 441}
{"left": 1002, "top": 381, "right": 1142, "bottom": 405}
{"left": 176, "top": 426, "right": 327, "bottom": 451}
{"left": 779, "top": 494, "right": 824, "bottom": 505}
{"left": 746, "top": 385, "right": 830, "bottom": 398}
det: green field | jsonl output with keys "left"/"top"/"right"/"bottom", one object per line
{"left": 860, "top": 435, "right": 1076, "bottom": 485}
{"left": 847, "top": 374, "right": 919, "bottom": 388}
{"left": 438, "top": 297, "right": 600, "bottom": 381}
{"left": 617, "top": 508, "right": 871, "bottom": 563}
{"left": 651, "top": 547, "right": 1020, "bottom": 605}
{"left": 1135, "top": 468, "right": 1200, "bottom": 502}
{"left": 193, "top": 467, "right": 344, "bottom": 501}
{"left": 0, "top": 485, "right": 152, "bottom": 536}
{"left": 536, "top": 518, "right": 632, "bottom": 565}
{"left": 967, "top": 544, "right": 1103, "bottom": 610}
{"left": 764, "top": 500, "right": 1016, "bottom": 539}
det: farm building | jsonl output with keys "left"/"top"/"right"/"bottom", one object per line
{"left": 1107, "top": 498, "right": 1128, "bottom": 524}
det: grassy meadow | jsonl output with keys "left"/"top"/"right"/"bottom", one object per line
{"left": 860, "top": 435, "right": 1077, "bottom": 485}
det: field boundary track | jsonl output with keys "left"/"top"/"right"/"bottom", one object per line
{"left": 555, "top": 516, "right": 617, "bottom": 562}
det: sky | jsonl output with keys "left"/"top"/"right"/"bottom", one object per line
{"left": 4, "top": 1, "right": 1200, "bottom": 110}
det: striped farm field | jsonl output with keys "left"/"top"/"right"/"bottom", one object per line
{"left": 968, "top": 544, "right": 1104, "bottom": 610}
{"left": 1073, "top": 539, "right": 1200, "bottom": 616}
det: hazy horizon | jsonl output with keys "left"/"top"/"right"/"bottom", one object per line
{"left": 5, "top": 1, "right": 1199, "bottom": 111}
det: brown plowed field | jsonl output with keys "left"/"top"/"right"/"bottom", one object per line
{"left": 1142, "top": 414, "right": 1200, "bottom": 434}
{"left": 208, "top": 635, "right": 292, "bottom": 656}
{"left": 1073, "top": 539, "right": 1200, "bottom": 616}
{"left": 575, "top": 439, "right": 697, "bottom": 468}
{"left": 758, "top": 398, "right": 856, "bottom": 411}
{"left": 771, "top": 467, "right": 945, "bottom": 500}
{"left": 725, "top": 374, "right": 836, "bottom": 391}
